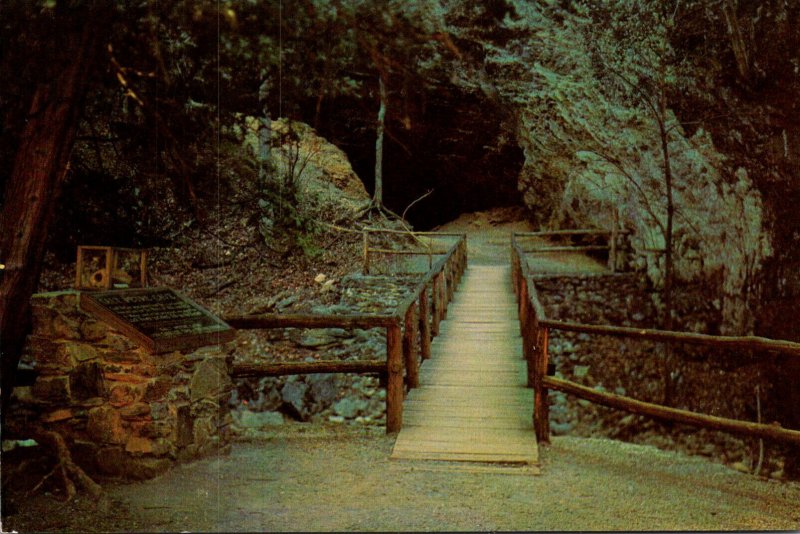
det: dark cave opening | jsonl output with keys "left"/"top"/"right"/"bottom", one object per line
{"left": 317, "top": 85, "right": 525, "bottom": 230}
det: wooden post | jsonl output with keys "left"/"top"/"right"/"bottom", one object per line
{"left": 438, "top": 272, "right": 449, "bottom": 321}
{"left": 533, "top": 327, "right": 551, "bottom": 443}
{"left": 445, "top": 263, "right": 453, "bottom": 304}
{"left": 362, "top": 231, "right": 370, "bottom": 275}
{"left": 511, "top": 253, "right": 519, "bottom": 297}
{"left": 386, "top": 323, "right": 404, "bottom": 433}
{"left": 523, "top": 308, "right": 534, "bottom": 388}
{"left": 419, "top": 286, "right": 432, "bottom": 360}
{"left": 610, "top": 209, "right": 618, "bottom": 273}
{"left": 431, "top": 273, "right": 441, "bottom": 336}
{"left": 403, "top": 302, "right": 419, "bottom": 389}
{"left": 518, "top": 279, "right": 529, "bottom": 331}
{"left": 139, "top": 250, "right": 148, "bottom": 287}
{"left": 461, "top": 245, "right": 466, "bottom": 281}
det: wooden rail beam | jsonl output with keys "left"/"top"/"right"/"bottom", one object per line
{"left": 533, "top": 327, "right": 551, "bottom": 443}
{"left": 544, "top": 376, "right": 800, "bottom": 446}
{"left": 231, "top": 360, "right": 385, "bottom": 378}
{"left": 514, "top": 229, "right": 631, "bottom": 237}
{"left": 363, "top": 227, "right": 465, "bottom": 237}
{"left": 523, "top": 246, "right": 609, "bottom": 253}
{"left": 225, "top": 314, "right": 396, "bottom": 330}
{"left": 538, "top": 319, "right": 800, "bottom": 355}
{"left": 367, "top": 248, "right": 448, "bottom": 255}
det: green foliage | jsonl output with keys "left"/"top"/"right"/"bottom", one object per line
{"left": 295, "top": 228, "right": 324, "bottom": 260}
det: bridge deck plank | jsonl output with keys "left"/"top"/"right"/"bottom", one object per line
{"left": 391, "top": 264, "right": 538, "bottom": 466}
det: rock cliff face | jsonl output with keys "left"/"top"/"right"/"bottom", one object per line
{"left": 297, "top": 1, "right": 793, "bottom": 337}
{"left": 232, "top": 115, "right": 371, "bottom": 220}
{"left": 431, "top": 0, "right": 779, "bottom": 336}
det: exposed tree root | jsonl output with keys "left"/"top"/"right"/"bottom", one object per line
{"left": 24, "top": 429, "right": 103, "bottom": 502}
{"left": 357, "top": 199, "right": 403, "bottom": 223}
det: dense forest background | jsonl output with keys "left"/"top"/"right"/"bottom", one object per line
{"left": 2, "top": 0, "right": 800, "bottom": 473}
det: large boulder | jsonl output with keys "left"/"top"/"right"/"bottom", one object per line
{"left": 234, "top": 115, "right": 369, "bottom": 220}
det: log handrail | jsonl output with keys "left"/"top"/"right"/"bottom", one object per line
{"left": 523, "top": 245, "right": 609, "bottom": 253}
{"left": 512, "top": 231, "right": 800, "bottom": 448}
{"left": 362, "top": 228, "right": 462, "bottom": 274}
{"left": 363, "top": 227, "right": 465, "bottom": 237}
{"left": 367, "top": 248, "right": 448, "bottom": 255}
{"left": 512, "top": 232, "right": 551, "bottom": 442}
{"left": 224, "top": 313, "right": 396, "bottom": 329}
{"left": 514, "top": 229, "right": 631, "bottom": 237}
{"left": 539, "top": 319, "right": 800, "bottom": 355}
{"left": 231, "top": 360, "right": 386, "bottom": 378}
{"left": 226, "top": 230, "right": 467, "bottom": 435}
{"left": 544, "top": 376, "right": 800, "bottom": 446}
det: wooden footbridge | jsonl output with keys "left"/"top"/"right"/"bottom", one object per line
{"left": 390, "top": 264, "right": 537, "bottom": 464}
{"left": 226, "top": 226, "right": 800, "bottom": 472}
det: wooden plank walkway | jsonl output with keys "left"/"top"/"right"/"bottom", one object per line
{"left": 391, "top": 264, "right": 538, "bottom": 466}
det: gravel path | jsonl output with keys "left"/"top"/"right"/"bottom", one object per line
{"left": 7, "top": 423, "right": 797, "bottom": 532}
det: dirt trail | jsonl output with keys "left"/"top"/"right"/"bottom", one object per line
{"left": 5, "top": 423, "right": 799, "bottom": 532}
{"left": 433, "top": 208, "right": 607, "bottom": 272}
{"left": 5, "top": 208, "right": 799, "bottom": 532}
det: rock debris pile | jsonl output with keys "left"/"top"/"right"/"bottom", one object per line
{"left": 230, "top": 273, "right": 420, "bottom": 438}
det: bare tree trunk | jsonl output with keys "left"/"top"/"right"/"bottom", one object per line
{"left": 0, "top": 10, "right": 103, "bottom": 422}
{"left": 658, "top": 89, "right": 676, "bottom": 407}
{"left": 373, "top": 75, "right": 387, "bottom": 208}
{"left": 721, "top": 0, "right": 751, "bottom": 82}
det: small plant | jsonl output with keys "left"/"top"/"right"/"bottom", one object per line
{"left": 295, "top": 227, "right": 324, "bottom": 260}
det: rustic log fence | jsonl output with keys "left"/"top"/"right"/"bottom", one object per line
{"left": 511, "top": 232, "right": 800, "bottom": 447}
{"left": 225, "top": 230, "right": 468, "bottom": 434}
{"left": 514, "top": 226, "right": 629, "bottom": 273}
{"left": 362, "top": 227, "right": 465, "bottom": 274}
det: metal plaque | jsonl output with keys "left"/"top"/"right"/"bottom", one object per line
{"left": 81, "top": 288, "right": 234, "bottom": 353}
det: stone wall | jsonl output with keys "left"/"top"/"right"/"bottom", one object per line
{"left": 10, "top": 291, "right": 234, "bottom": 480}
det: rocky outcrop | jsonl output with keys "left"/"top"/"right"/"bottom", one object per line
{"left": 432, "top": 1, "right": 773, "bottom": 335}
{"left": 232, "top": 115, "right": 370, "bottom": 221}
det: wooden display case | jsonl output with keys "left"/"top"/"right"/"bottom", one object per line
{"left": 75, "top": 246, "right": 147, "bottom": 290}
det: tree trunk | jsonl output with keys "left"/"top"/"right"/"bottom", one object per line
{"left": 373, "top": 75, "right": 387, "bottom": 208}
{"left": 721, "top": 0, "right": 751, "bottom": 83}
{"left": 658, "top": 90, "right": 676, "bottom": 407}
{"left": 0, "top": 10, "right": 104, "bottom": 422}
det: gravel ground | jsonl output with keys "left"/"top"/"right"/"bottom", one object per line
{"left": 4, "top": 423, "right": 799, "bottom": 532}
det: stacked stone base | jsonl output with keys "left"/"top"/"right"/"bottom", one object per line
{"left": 9, "top": 291, "right": 234, "bottom": 480}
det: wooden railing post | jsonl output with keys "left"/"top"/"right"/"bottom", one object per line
{"left": 431, "top": 273, "right": 442, "bottom": 335}
{"left": 386, "top": 323, "right": 404, "bottom": 433}
{"left": 440, "top": 268, "right": 449, "bottom": 319}
{"left": 363, "top": 231, "right": 370, "bottom": 275}
{"left": 446, "top": 261, "right": 454, "bottom": 304}
{"left": 518, "top": 279, "right": 528, "bottom": 331}
{"left": 533, "top": 326, "right": 551, "bottom": 443}
{"left": 419, "top": 286, "right": 432, "bottom": 360}
{"left": 403, "top": 302, "right": 419, "bottom": 389}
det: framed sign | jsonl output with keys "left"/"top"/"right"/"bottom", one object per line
{"left": 81, "top": 288, "right": 234, "bottom": 353}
